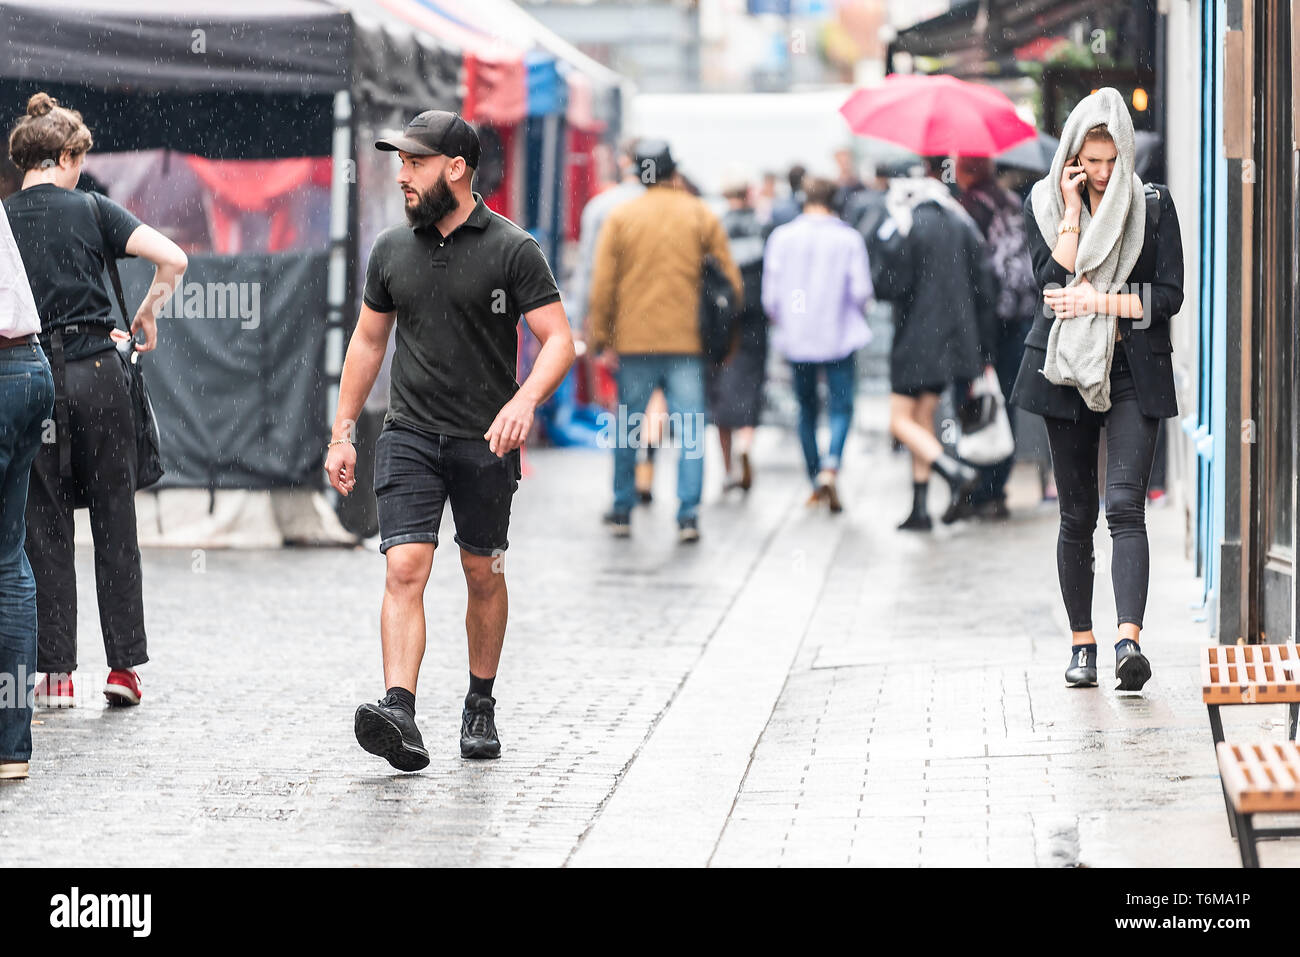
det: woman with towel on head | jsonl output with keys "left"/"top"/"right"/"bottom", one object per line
{"left": 1008, "top": 88, "right": 1184, "bottom": 693}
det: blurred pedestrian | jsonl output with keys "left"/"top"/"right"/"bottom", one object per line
{"left": 754, "top": 170, "right": 779, "bottom": 225}
{"left": 1008, "top": 89, "right": 1183, "bottom": 692}
{"left": 569, "top": 136, "right": 661, "bottom": 504}
{"left": 567, "top": 136, "right": 643, "bottom": 334}
{"left": 710, "top": 169, "right": 767, "bottom": 494}
{"left": 954, "top": 154, "right": 1041, "bottom": 520}
{"left": 587, "top": 139, "right": 742, "bottom": 543}
{"left": 0, "top": 202, "right": 54, "bottom": 781}
{"left": 6, "top": 93, "right": 188, "bottom": 709}
{"left": 326, "top": 110, "right": 575, "bottom": 768}
{"left": 765, "top": 163, "right": 806, "bottom": 235}
{"left": 868, "top": 156, "right": 997, "bottom": 531}
{"left": 831, "top": 147, "right": 866, "bottom": 218}
{"left": 762, "top": 177, "right": 872, "bottom": 512}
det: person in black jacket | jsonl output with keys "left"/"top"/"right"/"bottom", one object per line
{"left": 709, "top": 173, "right": 767, "bottom": 493}
{"left": 868, "top": 159, "right": 998, "bottom": 531}
{"left": 1008, "top": 117, "right": 1184, "bottom": 693}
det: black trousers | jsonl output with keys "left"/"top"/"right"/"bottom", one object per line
{"left": 1043, "top": 348, "right": 1160, "bottom": 632}
{"left": 24, "top": 350, "right": 148, "bottom": 672}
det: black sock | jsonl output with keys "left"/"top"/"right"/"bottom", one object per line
{"left": 468, "top": 672, "right": 495, "bottom": 699}
{"left": 911, "top": 481, "right": 929, "bottom": 515}
{"left": 386, "top": 686, "right": 415, "bottom": 716}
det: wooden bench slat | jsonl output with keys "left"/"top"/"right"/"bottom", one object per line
{"left": 1217, "top": 741, "right": 1300, "bottom": 814}
{"left": 1201, "top": 644, "right": 1300, "bottom": 704}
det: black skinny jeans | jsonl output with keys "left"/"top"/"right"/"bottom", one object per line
{"left": 1043, "top": 347, "right": 1160, "bottom": 632}
{"left": 24, "top": 349, "right": 148, "bottom": 672}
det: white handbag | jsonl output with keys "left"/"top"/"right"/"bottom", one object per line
{"left": 957, "top": 368, "right": 1015, "bottom": 466}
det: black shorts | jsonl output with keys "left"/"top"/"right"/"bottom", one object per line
{"left": 373, "top": 422, "right": 521, "bottom": 557}
{"left": 892, "top": 382, "right": 947, "bottom": 399}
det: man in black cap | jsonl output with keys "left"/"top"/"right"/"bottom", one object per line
{"left": 325, "top": 110, "right": 576, "bottom": 770}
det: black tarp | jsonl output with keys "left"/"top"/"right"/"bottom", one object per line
{"left": 116, "top": 253, "right": 328, "bottom": 489}
{"left": 891, "top": 0, "right": 1138, "bottom": 60}
{"left": 0, "top": 0, "right": 463, "bottom": 160}
{"left": 0, "top": 0, "right": 350, "bottom": 93}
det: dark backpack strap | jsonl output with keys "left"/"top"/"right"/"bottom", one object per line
{"left": 83, "top": 191, "right": 131, "bottom": 330}
{"left": 1144, "top": 184, "right": 1162, "bottom": 231}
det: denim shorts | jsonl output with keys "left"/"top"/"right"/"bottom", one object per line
{"left": 373, "top": 422, "right": 521, "bottom": 557}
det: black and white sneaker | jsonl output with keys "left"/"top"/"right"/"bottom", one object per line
{"left": 1065, "top": 645, "right": 1098, "bottom": 687}
{"left": 677, "top": 517, "right": 700, "bottom": 544}
{"left": 461, "top": 693, "right": 501, "bottom": 759}
{"left": 603, "top": 510, "right": 631, "bottom": 538}
{"left": 354, "top": 695, "right": 430, "bottom": 772}
{"left": 1114, "top": 639, "right": 1152, "bottom": 692}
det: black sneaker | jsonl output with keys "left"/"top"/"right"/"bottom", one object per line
{"left": 973, "top": 499, "right": 1011, "bottom": 521}
{"left": 897, "top": 512, "right": 933, "bottom": 532}
{"left": 1114, "top": 639, "right": 1152, "bottom": 692}
{"left": 603, "top": 509, "right": 631, "bottom": 538}
{"left": 354, "top": 695, "right": 430, "bottom": 772}
{"left": 461, "top": 693, "right": 501, "bottom": 759}
{"left": 1065, "top": 645, "right": 1098, "bottom": 687}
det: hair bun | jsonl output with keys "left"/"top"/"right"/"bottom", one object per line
{"left": 26, "top": 92, "right": 57, "bottom": 117}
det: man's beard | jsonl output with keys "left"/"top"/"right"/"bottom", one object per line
{"left": 404, "top": 172, "right": 458, "bottom": 229}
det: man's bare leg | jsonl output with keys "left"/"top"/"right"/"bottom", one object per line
{"left": 354, "top": 541, "right": 435, "bottom": 771}
{"left": 461, "top": 549, "right": 507, "bottom": 679}
{"left": 460, "top": 548, "right": 507, "bottom": 759}
{"left": 380, "top": 542, "right": 435, "bottom": 692}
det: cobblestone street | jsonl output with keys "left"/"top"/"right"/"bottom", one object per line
{"left": 2, "top": 401, "right": 1296, "bottom": 867}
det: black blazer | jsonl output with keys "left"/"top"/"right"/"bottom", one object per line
{"left": 1008, "top": 184, "right": 1184, "bottom": 422}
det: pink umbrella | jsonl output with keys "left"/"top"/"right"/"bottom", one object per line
{"left": 839, "top": 74, "right": 1037, "bottom": 157}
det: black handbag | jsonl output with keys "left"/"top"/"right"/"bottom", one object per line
{"left": 698, "top": 254, "right": 738, "bottom": 365}
{"left": 85, "top": 191, "right": 165, "bottom": 490}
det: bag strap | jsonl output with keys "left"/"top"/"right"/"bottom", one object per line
{"left": 83, "top": 191, "right": 131, "bottom": 332}
{"left": 1144, "top": 184, "right": 1162, "bottom": 231}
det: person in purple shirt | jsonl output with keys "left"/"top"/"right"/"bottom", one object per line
{"left": 762, "top": 177, "right": 873, "bottom": 512}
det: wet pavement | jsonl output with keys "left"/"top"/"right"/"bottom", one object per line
{"left": 2, "top": 397, "right": 1295, "bottom": 867}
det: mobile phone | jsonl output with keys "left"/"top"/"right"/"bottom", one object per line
{"left": 1069, "top": 155, "right": 1084, "bottom": 191}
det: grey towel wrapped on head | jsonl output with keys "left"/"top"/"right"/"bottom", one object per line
{"left": 1029, "top": 87, "right": 1147, "bottom": 412}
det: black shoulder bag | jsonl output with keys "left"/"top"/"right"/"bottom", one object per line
{"left": 697, "top": 208, "right": 739, "bottom": 365}
{"left": 85, "top": 191, "right": 165, "bottom": 490}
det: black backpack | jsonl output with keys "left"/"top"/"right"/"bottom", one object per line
{"left": 699, "top": 254, "right": 739, "bottom": 364}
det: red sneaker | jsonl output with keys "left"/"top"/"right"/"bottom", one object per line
{"left": 33, "top": 673, "right": 75, "bottom": 709}
{"left": 104, "top": 670, "right": 142, "bottom": 707}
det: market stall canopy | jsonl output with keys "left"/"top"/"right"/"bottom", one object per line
{"left": 891, "top": 0, "right": 1133, "bottom": 63}
{"left": 0, "top": 0, "right": 463, "bottom": 157}
{"left": 0, "top": 0, "right": 351, "bottom": 94}
{"left": 407, "top": 0, "right": 624, "bottom": 128}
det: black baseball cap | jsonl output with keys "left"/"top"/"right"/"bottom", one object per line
{"left": 635, "top": 139, "right": 675, "bottom": 181}
{"left": 376, "top": 110, "right": 481, "bottom": 169}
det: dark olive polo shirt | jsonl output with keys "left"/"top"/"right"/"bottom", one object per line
{"left": 363, "top": 193, "right": 561, "bottom": 438}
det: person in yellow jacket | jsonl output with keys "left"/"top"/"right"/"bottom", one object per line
{"left": 587, "top": 140, "right": 742, "bottom": 543}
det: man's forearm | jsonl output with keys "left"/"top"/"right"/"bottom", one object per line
{"left": 332, "top": 335, "right": 386, "bottom": 439}
{"left": 517, "top": 335, "right": 576, "bottom": 408}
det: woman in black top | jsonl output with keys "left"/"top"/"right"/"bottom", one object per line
{"left": 5, "top": 92, "right": 187, "bottom": 708}
{"left": 1008, "top": 106, "right": 1184, "bottom": 693}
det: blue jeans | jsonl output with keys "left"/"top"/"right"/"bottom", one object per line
{"left": 0, "top": 340, "right": 54, "bottom": 763}
{"left": 790, "top": 354, "right": 856, "bottom": 482}
{"left": 611, "top": 355, "right": 706, "bottom": 522}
